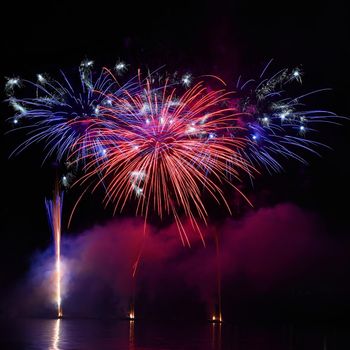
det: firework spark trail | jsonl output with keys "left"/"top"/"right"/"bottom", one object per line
{"left": 5, "top": 62, "right": 141, "bottom": 166}
{"left": 213, "top": 230, "right": 222, "bottom": 323}
{"left": 72, "top": 73, "right": 255, "bottom": 245}
{"left": 45, "top": 182, "right": 64, "bottom": 318}
{"left": 234, "top": 61, "right": 343, "bottom": 174}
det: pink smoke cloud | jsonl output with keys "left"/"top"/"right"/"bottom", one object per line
{"left": 6, "top": 203, "right": 346, "bottom": 319}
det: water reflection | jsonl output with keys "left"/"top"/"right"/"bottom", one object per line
{"left": 129, "top": 320, "right": 135, "bottom": 350}
{"left": 0, "top": 318, "right": 349, "bottom": 350}
{"left": 211, "top": 322, "right": 222, "bottom": 350}
{"left": 50, "top": 318, "right": 61, "bottom": 350}
{"left": 323, "top": 335, "right": 327, "bottom": 350}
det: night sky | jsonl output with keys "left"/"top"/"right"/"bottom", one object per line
{"left": 0, "top": 0, "right": 349, "bottom": 321}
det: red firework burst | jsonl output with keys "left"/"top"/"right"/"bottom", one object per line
{"left": 72, "top": 75, "right": 254, "bottom": 245}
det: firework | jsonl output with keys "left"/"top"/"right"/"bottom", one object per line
{"left": 234, "top": 60, "right": 341, "bottom": 173}
{"left": 4, "top": 59, "right": 344, "bottom": 323}
{"left": 6, "top": 61, "right": 140, "bottom": 166}
{"left": 6, "top": 61, "right": 342, "bottom": 241}
{"left": 73, "top": 73, "right": 254, "bottom": 245}
{"left": 45, "top": 182, "right": 64, "bottom": 318}
{"left": 114, "top": 60, "right": 128, "bottom": 75}
{"left": 5, "top": 76, "right": 22, "bottom": 96}
{"left": 213, "top": 231, "right": 223, "bottom": 323}
{"left": 181, "top": 73, "right": 192, "bottom": 88}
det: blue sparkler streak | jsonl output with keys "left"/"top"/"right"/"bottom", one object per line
{"left": 235, "top": 61, "right": 345, "bottom": 173}
{"left": 6, "top": 64, "right": 142, "bottom": 164}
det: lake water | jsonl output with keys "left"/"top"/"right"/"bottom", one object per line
{"left": 0, "top": 318, "right": 349, "bottom": 349}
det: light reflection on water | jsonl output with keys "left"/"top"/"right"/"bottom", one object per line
{"left": 51, "top": 319, "right": 60, "bottom": 350}
{"left": 129, "top": 320, "right": 135, "bottom": 350}
{"left": 0, "top": 318, "right": 349, "bottom": 350}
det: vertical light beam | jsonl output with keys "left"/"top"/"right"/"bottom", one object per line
{"left": 46, "top": 181, "right": 64, "bottom": 318}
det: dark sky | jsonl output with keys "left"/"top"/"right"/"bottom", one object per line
{"left": 0, "top": 0, "right": 349, "bottom": 319}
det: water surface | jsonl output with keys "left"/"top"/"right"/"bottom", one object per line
{"left": 0, "top": 318, "right": 349, "bottom": 349}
